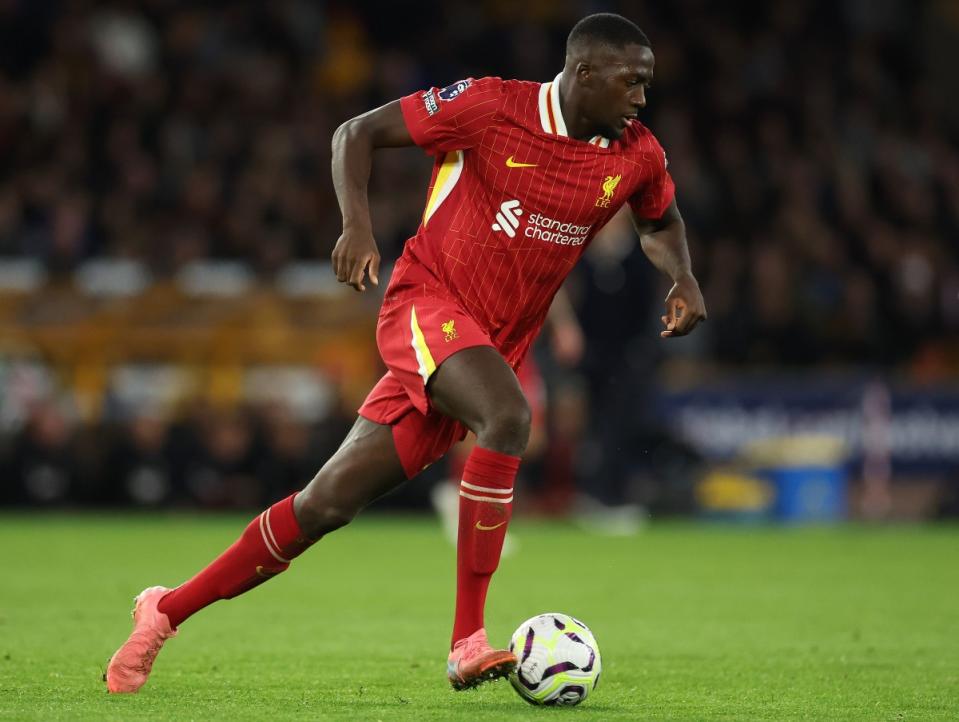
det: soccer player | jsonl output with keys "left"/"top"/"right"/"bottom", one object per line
{"left": 105, "top": 12, "right": 707, "bottom": 693}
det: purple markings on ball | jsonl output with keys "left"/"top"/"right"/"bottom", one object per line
{"left": 563, "top": 632, "right": 595, "bottom": 671}
{"left": 542, "top": 661, "right": 578, "bottom": 679}
{"left": 546, "top": 685, "right": 586, "bottom": 706}
{"left": 553, "top": 616, "right": 566, "bottom": 630}
{"left": 518, "top": 669, "right": 540, "bottom": 690}
{"left": 582, "top": 647, "right": 595, "bottom": 673}
{"left": 522, "top": 627, "right": 535, "bottom": 663}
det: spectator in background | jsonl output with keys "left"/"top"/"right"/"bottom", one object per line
{"left": 4, "top": 398, "right": 79, "bottom": 505}
{"left": 256, "top": 400, "right": 323, "bottom": 505}
{"left": 101, "top": 409, "right": 177, "bottom": 507}
{"left": 183, "top": 405, "right": 261, "bottom": 509}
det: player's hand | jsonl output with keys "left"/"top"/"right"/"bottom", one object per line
{"left": 661, "top": 273, "right": 707, "bottom": 337}
{"left": 331, "top": 228, "right": 380, "bottom": 292}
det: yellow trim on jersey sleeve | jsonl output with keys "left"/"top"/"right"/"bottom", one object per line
{"left": 410, "top": 305, "right": 437, "bottom": 384}
{"left": 422, "top": 150, "right": 464, "bottom": 226}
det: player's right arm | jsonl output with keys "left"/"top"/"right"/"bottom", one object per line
{"left": 332, "top": 78, "right": 505, "bottom": 292}
{"left": 331, "top": 101, "right": 414, "bottom": 292}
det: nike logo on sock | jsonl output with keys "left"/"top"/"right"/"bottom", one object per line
{"left": 475, "top": 520, "right": 506, "bottom": 531}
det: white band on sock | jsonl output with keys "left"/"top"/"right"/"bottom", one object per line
{"left": 259, "top": 511, "right": 292, "bottom": 563}
{"left": 459, "top": 491, "right": 514, "bottom": 504}
{"left": 460, "top": 480, "right": 513, "bottom": 495}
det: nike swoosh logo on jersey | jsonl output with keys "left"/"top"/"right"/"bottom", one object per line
{"left": 475, "top": 520, "right": 507, "bottom": 531}
{"left": 506, "top": 156, "right": 537, "bottom": 168}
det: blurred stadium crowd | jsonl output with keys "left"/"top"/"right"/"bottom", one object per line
{"left": 1, "top": 0, "right": 957, "bottom": 511}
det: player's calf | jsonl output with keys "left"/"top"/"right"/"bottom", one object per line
{"left": 294, "top": 417, "right": 409, "bottom": 539}
{"left": 293, "top": 475, "right": 363, "bottom": 540}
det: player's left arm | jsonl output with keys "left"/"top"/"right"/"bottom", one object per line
{"left": 631, "top": 199, "right": 707, "bottom": 338}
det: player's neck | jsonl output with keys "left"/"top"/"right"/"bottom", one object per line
{"left": 557, "top": 73, "right": 595, "bottom": 142}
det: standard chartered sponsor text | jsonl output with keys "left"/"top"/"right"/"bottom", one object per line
{"left": 525, "top": 212, "right": 592, "bottom": 246}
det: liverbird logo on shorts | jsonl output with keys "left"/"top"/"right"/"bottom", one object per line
{"left": 595, "top": 174, "right": 622, "bottom": 208}
{"left": 442, "top": 319, "right": 458, "bottom": 342}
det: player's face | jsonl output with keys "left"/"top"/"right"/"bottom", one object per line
{"left": 580, "top": 44, "right": 655, "bottom": 139}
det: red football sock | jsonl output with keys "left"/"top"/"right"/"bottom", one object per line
{"left": 157, "top": 494, "right": 314, "bottom": 628}
{"left": 452, "top": 446, "right": 520, "bottom": 647}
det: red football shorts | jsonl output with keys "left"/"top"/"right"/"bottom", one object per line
{"left": 358, "top": 296, "right": 496, "bottom": 478}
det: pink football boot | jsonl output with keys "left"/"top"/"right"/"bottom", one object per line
{"left": 447, "top": 627, "right": 516, "bottom": 690}
{"left": 105, "top": 586, "right": 177, "bottom": 693}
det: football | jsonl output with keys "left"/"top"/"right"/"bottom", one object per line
{"left": 508, "top": 613, "right": 602, "bottom": 706}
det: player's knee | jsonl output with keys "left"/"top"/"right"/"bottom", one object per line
{"left": 477, "top": 396, "right": 531, "bottom": 457}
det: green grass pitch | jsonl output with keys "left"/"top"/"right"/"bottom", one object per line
{"left": 1, "top": 513, "right": 956, "bottom": 720}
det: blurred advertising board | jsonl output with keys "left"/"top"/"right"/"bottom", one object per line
{"left": 655, "top": 376, "right": 959, "bottom": 475}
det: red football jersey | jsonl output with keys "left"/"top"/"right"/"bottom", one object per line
{"left": 387, "top": 74, "right": 675, "bottom": 368}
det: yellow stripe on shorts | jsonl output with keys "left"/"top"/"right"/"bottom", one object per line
{"left": 410, "top": 305, "right": 437, "bottom": 384}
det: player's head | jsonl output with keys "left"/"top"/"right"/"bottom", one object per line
{"left": 564, "top": 13, "right": 654, "bottom": 139}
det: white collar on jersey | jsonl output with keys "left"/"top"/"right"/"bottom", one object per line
{"left": 538, "top": 72, "right": 611, "bottom": 148}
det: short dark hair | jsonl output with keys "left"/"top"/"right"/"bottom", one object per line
{"left": 566, "top": 13, "right": 651, "bottom": 54}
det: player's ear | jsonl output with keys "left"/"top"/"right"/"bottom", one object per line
{"left": 574, "top": 62, "right": 592, "bottom": 84}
